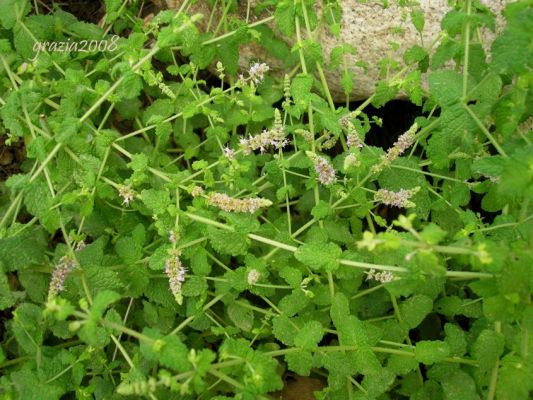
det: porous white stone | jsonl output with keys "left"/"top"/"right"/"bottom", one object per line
{"left": 165, "top": 0, "right": 508, "bottom": 100}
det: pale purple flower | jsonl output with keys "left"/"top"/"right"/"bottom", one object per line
{"left": 310, "top": 154, "right": 336, "bottom": 186}
{"left": 191, "top": 186, "right": 204, "bottom": 197}
{"left": 223, "top": 146, "right": 236, "bottom": 160}
{"left": 372, "top": 123, "right": 418, "bottom": 173}
{"left": 208, "top": 192, "right": 272, "bottom": 213}
{"left": 374, "top": 187, "right": 419, "bottom": 208}
{"left": 165, "top": 249, "right": 187, "bottom": 304}
{"left": 169, "top": 230, "right": 179, "bottom": 245}
{"left": 239, "top": 126, "right": 287, "bottom": 155}
{"left": 48, "top": 256, "right": 77, "bottom": 298}
{"left": 347, "top": 133, "right": 363, "bottom": 149}
{"left": 248, "top": 62, "right": 270, "bottom": 84}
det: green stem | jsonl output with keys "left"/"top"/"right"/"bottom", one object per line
{"left": 80, "top": 46, "right": 159, "bottom": 123}
{"left": 462, "top": 0, "right": 472, "bottom": 100}
{"left": 202, "top": 16, "right": 275, "bottom": 45}
{"left": 463, "top": 103, "right": 507, "bottom": 157}
{"left": 487, "top": 321, "right": 502, "bottom": 400}
{"left": 182, "top": 211, "right": 495, "bottom": 279}
{"left": 169, "top": 294, "right": 225, "bottom": 335}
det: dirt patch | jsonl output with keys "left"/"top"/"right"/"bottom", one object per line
{"left": 0, "top": 137, "right": 25, "bottom": 181}
{"left": 37, "top": 0, "right": 105, "bottom": 24}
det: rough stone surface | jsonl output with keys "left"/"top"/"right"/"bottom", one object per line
{"left": 165, "top": 0, "right": 509, "bottom": 101}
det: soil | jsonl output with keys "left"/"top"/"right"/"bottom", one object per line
{"left": 37, "top": 0, "right": 105, "bottom": 23}
{"left": 0, "top": 137, "right": 25, "bottom": 181}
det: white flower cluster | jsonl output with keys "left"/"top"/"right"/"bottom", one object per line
{"left": 248, "top": 62, "right": 270, "bottom": 84}
{"left": 374, "top": 187, "right": 420, "bottom": 208}
{"left": 247, "top": 269, "right": 261, "bottom": 285}
{"left": 48, "top": 256, "right": 77, "bottom": 298}
{"left": 223, "top": 146, "right": 236, "bottom": 160}
{"left": 208, "top": 192, "right": 272, "bottom": 213}
{"left": 191, "top": 186, "right": 205, "bottom": 197}
{"left": 366, "top": 268, "right": 394, "bottom": 283}
{"left": 165, "top": 249, "right": 187, "bottom": 304}
{"left": 118, "top": 185, "right": 136, "bottom": 206}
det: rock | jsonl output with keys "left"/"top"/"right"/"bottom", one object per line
{"left": 165, "top": 0, "right": 508, "bottom": 101}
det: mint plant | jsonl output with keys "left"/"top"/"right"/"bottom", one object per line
{"left": 0, "top": 0, "right": 531, "bottom": 399}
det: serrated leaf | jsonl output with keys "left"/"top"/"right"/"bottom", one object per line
{"left": 207, "top": 227, "right": 248, "bottom": 256}
{"left": 472, "top": 329, "right": 504, "bottom": 371}
{"left": 0, "top": 228, "right": 47, "bottom": 271}
{"left": 399, "top": 294, "right": 433, "bottom": 331}
{"left": 294, "top": 241, "right": 341, "bottom": 271}
{"left": 294, "top": 320, "right": 323, "bottom": 350}
{"left": 275, "top": 0, "right": 296, "bottom": 36}
{"left": 285, "top": 350, "right": 313, "bottom": 376}
{"left": 414, "top": 340, "right": 450, "bottom": 365}
{"left": 227, "top": 300, "right": 254, "bottom": 332}
{"left": 428, "top": 70, "right": 463, "bottom": 107}
{"left": 140, "top": 188, "right": 170, "bottom": 215}
{"left": 272, "top": 314, "right": 298, "bottom": 346}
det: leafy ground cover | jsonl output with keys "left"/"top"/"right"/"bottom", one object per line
{"left": 0, "top": 0, "right": 532, "bottom": 399}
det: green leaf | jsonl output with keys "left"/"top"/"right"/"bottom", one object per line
{"left": 0, "top": 228, "right": 47, "bottom": 271}
{"left": 12, "top": 303, "right": 43, "bottom": 354}
{"left": 444, "top": 323, "right": 467, "bottom": 356}
{"left": 414, "top": 340, "right": 450, "bottom": 365}
{"left": 0, "top": 0, "right": 30, "bottom": 29}
{"left": 207, "top": 227, "right": 249, "bottom": 256}
{"left": 128, "top": 153, "right": 149, "bottom": 172}
{"left": 272, "top": 315, "right": 298, "bottom": 346}
{"left": 140, "top": 188, "right": 170, "bottom": 215}
{"left": 329, "top": 44, "right": 357, "bottom": 69}
{"left": 496, "top": 354, "right": 533, "bottom": 400}
{"left": 490, "top": 4, "right": 533, "bottom": 75}
{"left": 143, "top": 99, "right": 175, "bottom": 125}
{"left": 311, "top": 200, "right": 333, "bottom": 220}
{"left": 116, "top": 72, "right": 143, "bottom": 100}
{"left": 403, "top": 45, "right": 428, "bottom": 65}
{"left": 294, "top": 320, "right": 323, "bottom": 350}
{"left": 428, "top": 70, "right": 463, "bottom": 107}
{"left": 10, "top": 366, "right": 64, "bottom": 400}
{"left": 275, "top": 0, "right": 296, "bottom": 36}
{"left": 227, "top": 300, "right": 254, "bottom": 332}
{"left": 472, "top": 329, "right": 504, "bottom": 371}
{"left": 0, "top": 272, "right": 15, "bottom": 310}
{"left": 294, "top": 241, "right": 342, "bottom": 271}
{"left": 115, "top": 236, "right": 142, "bottom": 264}
{"left": 279, "top": 266, "right": 302, "bottom": 287}
{"left": 372, "top": 81, "right": 399, "bottom": 108}
{"left": 410, "top": 9, "right": 425, "bottom": 33}
{"left": 181, "top": 275, "right": 208, "bottom": 297}
{"left": 399, "top": 295, "right": 433, "bottom": 331}
{"left": 285, "top": 350, "right": 313, "bottom": 376}
{"left": 291, "top": 73, "right": 314, "bottom": 109}
{"left": 140, "top": 328, "right": 190, "bottom": 372}
{"left": 89, "top": 290, "right": 121, "bottom": 322}
{"left": 278, "top": 289, "right": 310, "bottom": 317}
{"left": 432, "top": 38, "right": 459, "bottom": 69}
